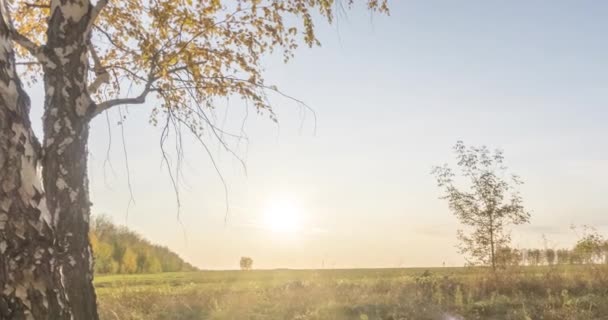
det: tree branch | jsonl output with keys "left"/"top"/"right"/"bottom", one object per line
{"left": 0, "top": 0, "right": 40, "bottom": 56}
{"left": 87, "top": 43, "right": 110, "bottom": 93}
{"left": 94, "top": 82, "right": 153, "bottom": 116}
{"left": 24, "top": 2, "right": 49, "bottom": 9}
{"left": 93, "top": 25, "right": 138, "bottom": 56}
{"left": 88, "top": 0, "right": 108, "bottom": 30}
{"left": 10, "top": 31, "right": 40, "bottom": 55}
{"left": 93, "top": 48, "right": 163, "bottom": 116}
{"left": 16, "top": 60, "right": 40, "bottom": 66}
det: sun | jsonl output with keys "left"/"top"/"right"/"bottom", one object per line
{"left": 262, "top": 199, "right": 303, "bottom": 233}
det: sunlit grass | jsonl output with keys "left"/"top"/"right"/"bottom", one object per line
{"left": 96, "top": 266, "right": 608, "bottom": 320}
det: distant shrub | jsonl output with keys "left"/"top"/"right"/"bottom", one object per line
{"left": 240, "top": 257, "right": 253, "bottom": 270}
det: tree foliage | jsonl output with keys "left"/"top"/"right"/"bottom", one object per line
{"left": 13, "top": 0, "right": 388, "bottom": 125}
{"left": 90, "top": 216, "right": 197, "bottom": 274}
{"left": 240, "top": 256, "right": 253, "bottom": 270}
{"left": 496, "top": 228, "right": 608, "bottom": 267}
{"left": 432, "top": 141, "right": 531, "bottom": 271}
{"left": 495, "top": 246, "right": 522, "bottom": 268}
{"left": 572, "top": 228, "right": 607, "bottom": 264}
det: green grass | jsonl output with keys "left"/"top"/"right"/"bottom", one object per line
{"left": 96, "top": 266, "right": 608, "bottom": 320}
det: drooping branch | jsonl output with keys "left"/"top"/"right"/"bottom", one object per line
{"left": 159, "top": 112, "right": 183, "bottom": 219}
{"left": 171, "top": 72, "right": 248, "bottom": 172}
{"left": 169, "top": 108, "right": 232, "bottom": 224}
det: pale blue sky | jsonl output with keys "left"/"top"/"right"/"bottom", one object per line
{"left": 30, "top": 1, "right": 608, "bottom": 269}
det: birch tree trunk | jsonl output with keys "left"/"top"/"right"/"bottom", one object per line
{"left": 0, "top": 12, "right": 71, "bottom": 320}
{"left": 40, "top": 1, "right": 100, "bottom": 319}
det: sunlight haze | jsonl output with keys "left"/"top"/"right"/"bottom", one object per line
{"left": 29, "top": 0, "right": 608, "bottom": 270}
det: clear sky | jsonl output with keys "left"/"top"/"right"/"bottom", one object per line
{"left": 31, "top": 1, "right": 608, "bottom": 269}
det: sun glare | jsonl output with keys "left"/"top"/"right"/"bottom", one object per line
{"left": 263, "top": 199, "right": 302, "bottom": 233}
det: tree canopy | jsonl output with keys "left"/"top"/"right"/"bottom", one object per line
{"left": 13, "top": 0, "right": 388, "bottom": 123}
{"left": 240, "top": 256, "right": 253, "bottom": 270}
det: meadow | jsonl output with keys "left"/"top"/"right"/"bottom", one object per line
{"left": 96, "top": 266, "right": 608, "bottom": 320}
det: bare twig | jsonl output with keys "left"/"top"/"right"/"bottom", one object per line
{"left": 102, "top": 110, "right": 116, "bottom": 188}
{"left": 160, "top": 114, "right": 182, "bottom": 219}
{"left": 118, "top": 106, "right": 135, "bottom": 220}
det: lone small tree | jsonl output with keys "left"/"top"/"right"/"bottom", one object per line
{"left": 432, "top": 141, "right": 531, "bottom": 272}
{"left": 240, "top": 256, "right": 253, "bottom": 270}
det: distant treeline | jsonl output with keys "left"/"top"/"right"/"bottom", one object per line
{"left": 498, "top": 232, "right": 608, "bottom": 267}
{"left": 90, "top": 216, "right": 197, "bottom": 274}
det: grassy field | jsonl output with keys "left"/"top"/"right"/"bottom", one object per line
{"left": 96, "top": 266, "right": 608, "bottom": 320}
